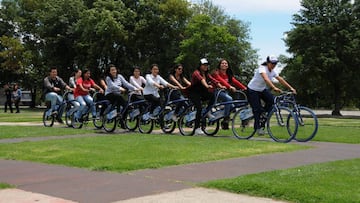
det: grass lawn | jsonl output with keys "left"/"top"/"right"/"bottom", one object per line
{"left": 0, "top": 109, "right": 43, "bottom": 122}
{"left": 0, "top": 126, "right": 96, "bottom": 139}
{"left": 0, "top": 134, "right": 308, "bottom": 172}
{"left": 201, "top": 158, "right": 360, "bottom": 203}
{"left": 0, "top": 183, "right": 12, "bottom": 189}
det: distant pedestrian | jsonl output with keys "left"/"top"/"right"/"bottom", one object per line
{"left": 12, "top": 83, "right": 22, "bottom": 113}
{"left": 4, "top": 84, "right": 13, "bottom": 113}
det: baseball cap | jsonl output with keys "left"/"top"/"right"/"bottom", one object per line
{"left": 267, "top": 55, "right": 278, "bottom": 64}
{"left": 200, "top": 58, "right": 209, "bottom": 65}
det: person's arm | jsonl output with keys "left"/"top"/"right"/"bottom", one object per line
{"left": 129, "top": 76, "right": 142, "bottom": 89}
{"left": 231, "top": 77, "right": 247, "bottom": 90}
{"left": 119, "top": 74, "right": 136, "bottom": 91}
{"left": 90, "top": 79, "right": 104, "bottom": 94}
{"left": 146, "top": 74, "right": 163, "bottom": 89}
{"left": 169, "top": 74, "right": 184, "bottom": 89}
{"left": 106, "top": 76, "right": 121, "bottom": 93}
{"left": 183, "top": 77, "right": 191, "bottom": 87}
{"left": 212, "top": 72, "right": 231, "bottom": 89}
{"left": 276, "top": 76, "right": 297, "bottom": 94}
{"left": 260, "top": 72, "right": 281, "bottom": 93}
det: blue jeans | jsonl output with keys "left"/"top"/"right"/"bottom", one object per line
{"left": 247, "top": 88, "right": 274, "bottom": 130}
{"left": 218, "top": 90, "right": 233, "bottom": 118}
{"left": 45, "top": 92, "right": 64, "bottom": 117}
{"left": 76, "top": 95, "right": 95, "bottom": 118}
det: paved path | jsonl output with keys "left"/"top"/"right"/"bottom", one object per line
{"left": 0, "top": 139, "right": 359, "bottom": 203}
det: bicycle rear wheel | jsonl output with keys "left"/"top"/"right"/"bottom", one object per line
{"left": 103, "top": 116, "right": 117, "bottom": 133}
{"left": 161, "top": 108, "right": 176, "bottom": 134}
{"left": 294, "top": 106, "right": 318, "bottom": 142}
{"left": 43, "top": 109, "right": 54, "bottom": 127}
{"left": 232, "top": 107, "right": 256, "bottom": 139}
{"left": 71, "top": 115, "right": 83, "bottom": 129}
{"left": 138, "top": 113, "right": 154, "bottom": 134}
{"left": 124, "top": 108, "right": 139, "bottom": 131}
{"left": 178, "top": 107, "right": 196, "bottom": 136}
{"left": 267, "top": 106, "right": 297, "bottom": 143}
{"left": 203, "top": 117, "right": 219, "bottom": 136}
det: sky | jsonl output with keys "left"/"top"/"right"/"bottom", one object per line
{"left": 210, "top": 0, "right": 302, "bottom": 62}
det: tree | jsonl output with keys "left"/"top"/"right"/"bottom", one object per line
{"left": 176, "top": 0, "right": 257, "bottom": 80}
{"left": 284, "top": 0, "right": 360, "bottom": 115}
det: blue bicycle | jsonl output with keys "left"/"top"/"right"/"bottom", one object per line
{"left": 43, "top": 91, "right": 79, "bottom": 127}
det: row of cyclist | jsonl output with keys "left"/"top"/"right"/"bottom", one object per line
{"left": 43, "top": 57, "right": 318, "bottom": 142}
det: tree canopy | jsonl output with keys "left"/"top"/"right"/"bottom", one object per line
{"left": 284, "top": 0, "right": 360, "bottom": 114}
{"left": 0, "top": 0, "right": 257, "bottom": 102}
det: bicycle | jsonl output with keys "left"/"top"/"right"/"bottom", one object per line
{"left": 138, "top": 88, "right": 188, "bottom": 134}
{"left": 277, "top": 92, "right": 318, "bottom": 142}
{"left": 102, "top": 90, "right": 147, "bottom": 133}
{"left": 178, "top": 89, "right": 248, "bottom": 136}
{"left": 232, "top": 92, "right": 298, "bottom": 143}
{"left": 71, "top": 92, "right": 108, "bottom": 129}
{"left": 43, "top": 91, "right": 79, "bottom": 127}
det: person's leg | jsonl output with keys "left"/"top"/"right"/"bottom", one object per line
{"left": 218, "top": 91, "right": 233, "bottom": 129}
{"left": 45, "top": 92, "right": 58, "bottom": 112}
{"left": 15, "top": 99, "right": 20, "bottom": 113}
{"left": 83, "top": 95, "right": 95, "bottom": 117}
{"left": 76, "top": 96, "right": 86, "bottom": 119}
{"left": 247, "top": 88, "right": 262, "bottom": 130}
{"left": 261, "top": 89, "right": 274, "bottom": 114}
{"left": 189, "top": 92, "right": 202, "bottom": 130}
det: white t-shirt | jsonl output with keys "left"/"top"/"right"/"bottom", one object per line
{"left": 248, "top": 65, "right": 279, "bottom": 92}
{"left": 129, "top": 76, "right": 146, "bottom": 89}
{"left": 143, "top": 74, "right": 169, "bottom": 98}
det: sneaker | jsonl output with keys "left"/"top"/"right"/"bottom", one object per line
{"left": 56, "top": 117, "right": 64, "bottom": 124}
{"left": 194, "top": 128, "right": 204, "bottom": 135}
{"left": 256, "top": 128, "right": 266, "bottom": 136}
{"left": 172, "top": 114, "right": 178, "bottom": 122}
{"left": 51, "top": 111, "right": 58, "bottom": 116}
{"left": 221, "top": 121, "right": 229, "bottom": 130}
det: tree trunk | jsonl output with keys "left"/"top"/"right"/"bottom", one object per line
{"left": 332, "top": 84, "right": 342, "bottom": 116}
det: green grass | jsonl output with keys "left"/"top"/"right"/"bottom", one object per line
{"left": 201, "top": 158, "right": 360, "bottom": 203}
{"left": 0, "top": 109, "right": 43, "bottom": 122}
{"left": 0, "top": 134, "right": 308, "bottom": 172}
{"left": 0, "top": 126, "right": 96, "bottom": 139}
{"left": 0, "top": 182, "right": 12, "bottom": 189}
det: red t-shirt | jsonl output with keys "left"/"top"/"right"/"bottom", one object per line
{"left": 74, "top": 77, "right": 95, "bottom": 98}
{"left": 212, "top": 70, "right": 247, "bottom": 90}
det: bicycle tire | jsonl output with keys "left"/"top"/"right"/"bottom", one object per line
{"left": 203, "top": 117, "right": 219, "bottom": 136}
{"left": 71, "top": 115, "right": 83, "bottom": 129}
{"left": 124, "top": 108, "right": 139, "bottom": 131}
{"left": 43, "top": 109, "right": 54, "bottom": 127}
{"left": 178, "top": 106, "right": 196, "bottom": 136}
{"left": 293, "top": 106, "right": 318, "bottom": 142}
{"left": 138, "top": 113, "right": 154, "bottom": 134}
{"left": 232, "top": 107, "right": 256, "bottom": 139}
{"left": 161, "top": 108, "right": 176, "bottom": 134}
{"left": 267, "top": 106, "right": 298, "bottom": 143}
{"left": 103, "top": 116, "right": 117, "bottom": 133}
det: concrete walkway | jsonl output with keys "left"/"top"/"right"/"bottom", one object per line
{"left": 0, "top": 139, "right": 359, "bottom": 203}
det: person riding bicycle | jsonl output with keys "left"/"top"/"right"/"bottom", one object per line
{"left": 188, "top": 58, "right": 224, "bottom": 135}
{"left": 105, "top": 64, "right": 138, "bottom": 116}
{"left": 212, "top": 59, "right": 247, "bottom": 130}
{"left": 247, "top": 55, "right": 296, "bottom": 135}
{"left": 168, "top": 63, "right": 191, "bottom": 121}
{"left": 143, "top": 64, "right": 178, "bottom": 118}
{"left": 43, "top": 67, "right": 72, "bottom": 123}
{"left": 74, "top": 68, "right": 104, "bottom": 121}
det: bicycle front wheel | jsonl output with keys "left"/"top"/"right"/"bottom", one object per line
{"left": 232, "top": 107, "right": 256, "bottom": 139}
{"left": 161, "top": 108, "right": 176, "bottom": 134}
{"left": 294, "top": 106, "right": 318, "bottom": 142}
{"left": 267, "top": 106, "right": 298, "bottom": 143}
{"left": 178, "top": 107, "right": 196, "bottom": 136}
{"left": 43, "top": 109, "right": 54, "bottom": 127}
{"left": 103, "top": 116, "right": 117, "bottom": 133}
{"left": 124, "top": 108, "right": 139, "bottom": 131}
{"left": 138, "top": 113, "right": 154, "bottom": 134}
{"left": 203, "top": 118, "right": 219, "bottom": 136}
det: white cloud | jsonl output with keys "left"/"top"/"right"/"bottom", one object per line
{"left": 210, "top": 0, "right": 301, "bottom": 14}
